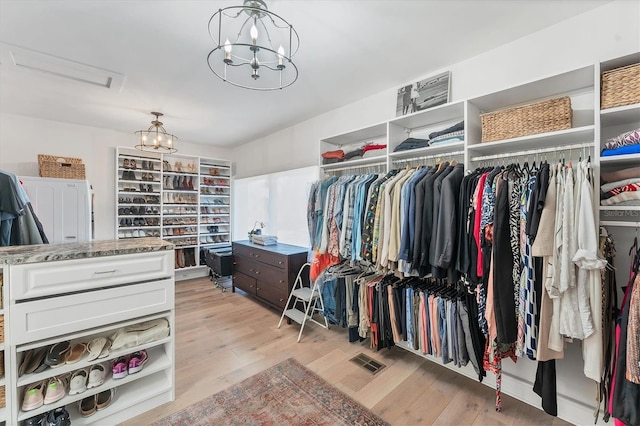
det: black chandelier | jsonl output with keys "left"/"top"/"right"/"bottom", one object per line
{"left": 207, "top": 0, "right": 299, "bottom": 91}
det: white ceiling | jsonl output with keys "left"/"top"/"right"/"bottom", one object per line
{"left": 0, "top": 0, "right": 610, "bottom": 147}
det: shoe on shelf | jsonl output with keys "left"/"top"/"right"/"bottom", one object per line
{"left": 79, "top": 394, "right": 97, "bottom": 418}
{"left": 112, "top": 356, "right": 129, "bottom": 379}
{"left": 96, "top": 388, "right": 116, "bottom": 410}
{"left": 24, "top": 412, "right": 46, "bottom": 426}
{"left": 46, "top": 407, "right": 71, "bottom": 426}
{"left": 44, "top": 341, "right": 70, "bottom": 368}
{"left": 86, "top": 337, "right": 108, "bottom": 362}
{"left": 87, "top": 363, "right": 107, "bottom": 389}
{"left": 22, "top": 381, "right": 45, "bottom": 411}
{"left": 69, "top": 368, "right": 89, "bottom": 395}
{"left": 44, "top": 374, "right": 69, "bottom": 405}
{"left": 64, "top": 342, "right": 86, "bottom": 364}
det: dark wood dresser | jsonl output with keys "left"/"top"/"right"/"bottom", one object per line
{"left": 232, "top": 240, "right": 309, "bottom": 310}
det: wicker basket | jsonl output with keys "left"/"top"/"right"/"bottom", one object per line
{"left": 0, "top": 351, "right": 4, "bottom": 379}
{"left": 0, "top": 386, "right": 5, "bottom": 408}
{"left": 0, "top": 315, "right": 4, "bottom": 344}
{"left": 38, "top": 154, "right": 86, "bottom": 179}
{"left": 601, "top": 63, "right": 640, "bottom": 110}
{"left": 480, "top": 96, "right": 572, "bottom": 143}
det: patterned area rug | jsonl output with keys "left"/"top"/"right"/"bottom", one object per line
{"left": 152, "top": 358, "right": 389, "bottom": 426}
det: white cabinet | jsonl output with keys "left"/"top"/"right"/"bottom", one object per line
{"left": 0, "top": 240, "right": 175, "bottom": 425}
{"left": 20, "top": 176, "right": 92, "bottom": 244}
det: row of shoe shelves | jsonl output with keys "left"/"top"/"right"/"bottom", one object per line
{"left": 116, "top": 148, "right": 233, "bottom": 269}
{"left": 319, "top": 53, "right": 640, "bottom": 225}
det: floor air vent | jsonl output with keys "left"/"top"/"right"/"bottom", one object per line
{"left": 350, "top": 353, "right": 386, "bottom": 374}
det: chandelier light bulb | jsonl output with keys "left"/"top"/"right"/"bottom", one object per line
{"left": 277, "top": 45, "right": 285, "bottom": 66}
{"left": 250, "top": 24, "right": 258, "bottom": 44}
{"left": 224, "top": 38, "right": 232, "bottom": 62}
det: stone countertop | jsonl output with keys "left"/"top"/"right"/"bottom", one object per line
{"left": 0, "top": 237, "right": 174, "bottom": 265}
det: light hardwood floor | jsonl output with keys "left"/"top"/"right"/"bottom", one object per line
{"left": 125, "top": 277, "right": 570, "bottom": 425}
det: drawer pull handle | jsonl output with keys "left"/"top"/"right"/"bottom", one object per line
{"left": 255, "top": 271, "right": 260, "bottom": 275}
{"left": 278, "top": 261, "right": 284, "bottom": 265}
{"left": 254, "top": 254, "right": 260, "bottom": 258}
{"left": 279, "top": 280, "right": 284, "bottom": 284}
{"left": 257, "top": 287, "right": 260, "bottom": 291}
{"left": 249, "top": 268, "right": 254, "bottom": 272}
{"left": 250, "top": 284, "right": 254, "bottom": 288}
{"left": 94, "top": 270, "right": 117, "bottom": 275}
{"left": 279, "top": 298, "right": 284, "bottom": 302}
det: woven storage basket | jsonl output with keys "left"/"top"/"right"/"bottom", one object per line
{"left": 601, "top": 63, "right": 640, "bottom": 109}
{"left": 480, "top": 96, "right": 572, "bottom": 143}
{"left": 0, "top": 351, "right": 4, "bottom": 379}
{"left": 0, "top": 386, "right": 5, "bottom": 408}
{"left": 38, "top": 154, "right": 86, "bottom": 179}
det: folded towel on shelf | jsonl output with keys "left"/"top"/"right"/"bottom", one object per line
{"left": 428, "top": 121, "right": 464, "bottom": 140}
{"left": 393, "top": 137, "right": 430, "bottom": 152}
{"left": 601, "top": 177, "right": 640, "bottom": 193}
{"left": 429, "top": 130, "right": 465, "bottom": 145}
{"left": 600, "top": 191, "right": 640, "bottom": 206}
{"left": 322, "top": 149, "right": 345, "bottom": 160}
{"left": 601, "top": 166, "right": 640, "bottom": 183}
{"left": 603, "top": 128, "right": 640, "bottom": 150}
{"left": 344, "top": 148, "right": 364, "bottom": 160}
{"left": 601, "top": 144, "right": 640, "bottom": 157}
{"left": 601, "top": 182, "right": 640, "bottom": 200}
{"left": 322, "top": 157, "right": 343, "bottom": 165}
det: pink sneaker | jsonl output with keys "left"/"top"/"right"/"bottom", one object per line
{"left": 112, "top": 356, "right": 129, "bottom": 379}
{"left": 128, "top": 350, "right": 148, "bottom": 374}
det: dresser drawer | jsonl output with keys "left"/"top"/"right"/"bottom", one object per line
{"left": 234, "top": 256, "right": 260, "bottom": 276}
{"left": 11, "top": 278, "right": 174, "bottom": 344}
{"left": 10, "top": 251, "right": 174, "bottom": 302}
{"left": 234, "top": 244, "right": 287, "bottom": 269}
{"left": 233, "top": 272, "right": 256, "bottom": 295}
{"left": 256, "top": 281, "right": 288, "bottom": 309}
{"left": 252, "top": 262, "right": 288, "bottom": 290}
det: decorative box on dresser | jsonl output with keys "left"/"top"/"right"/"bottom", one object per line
{"left": 232, "top": 241, "right": 308, "bottom": 310}
{"left": 0, "top": 238, "right": 175, "bottom": 425}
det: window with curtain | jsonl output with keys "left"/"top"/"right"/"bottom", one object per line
{"left": 232, "top": 166, "right": 319, "bottom": 248}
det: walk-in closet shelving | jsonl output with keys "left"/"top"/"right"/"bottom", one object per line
{"left": 388, "top": 100, "right": 465, "bottom": 161}
{"left": 320, "top": 121, "right": 388, "bottom": 170}
{"left": 115, "top": 148, "right": 232, "bottom": 271}
{"left": 115, "top": 148, "right": 163, "bottom": 240}
{"left": 199, "top": 157, "right": 231, "bottom": 250}
{"left": 313, "top": 54, "right": 640, "bottom": 425}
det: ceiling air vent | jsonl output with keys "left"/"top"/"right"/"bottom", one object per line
{"left": 0, "top": 42, "right": 124, "bottom": 90}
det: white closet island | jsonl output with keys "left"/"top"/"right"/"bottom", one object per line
{"left": 0, "top": 238, "right": 175, "bottom": 425}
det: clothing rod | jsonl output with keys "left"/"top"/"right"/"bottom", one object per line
{"left": 323, "top": 160, "right": 387, "bottom": 173}
{"left": 470, "top": 142, "right": 593, "bottom": 162}
{"left": 392, "top": 150, "right": 465, "bottom": 163}
{"left": 600, "top": 221, "right": 640, "bottom": 228}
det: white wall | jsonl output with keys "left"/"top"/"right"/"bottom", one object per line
{"left": 0, "top": 113, "right": 232, "bottom": 240}
{"left": 231, "top": 0, "right": 640, "bottom": 178}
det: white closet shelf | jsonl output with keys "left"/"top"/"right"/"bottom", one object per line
{"left": 162, "top": 171, "right": 198, "bottom": 176}
{"left": 164, "top": 189, "right": 198, "bottom": 193}
{"left": 467, "top": 126, "right": 595, "bottom": 157}
{"left": 389, "top": 141, "right": 465, "bottom": 160}
{"left": 599, "top": 153, "right": 640, "bottom": 168}
{"left": 599, "top": 206, "right": 640, "bottom": 211}
{"left": 600, "top": 102, "right": 640, "bottom": 127}
{"left": 66, "top": 373, "right": 172, "bottom": 426}
{"left": 201, "top": 164, "right": 230, "bottom": 169}
{"left": 468, "top": 65, "right": 593, "bottom": 112}
{"left": 200, "top": 242, "right": 230, "bottom": 248}
{"left": 600, "top": 220, "right": 640, "bottom": 228}
{"left": 389, "top": 100, "right": 464, "bottom": 130}
{"left": 320, "top": 154, "right": 387, "bottom": 170}
{"left": 321, "top": 122, "right": 387, "bottom": 147}
{"left": 17, "top": 346, "right": 171, "bottom": 422}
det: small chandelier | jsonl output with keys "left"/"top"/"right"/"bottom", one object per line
{"left": 134, "top": 112, "right": 178, "bottom": 154}
{"left": 207, "top": 0, "right": 299, "bottom": 91}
